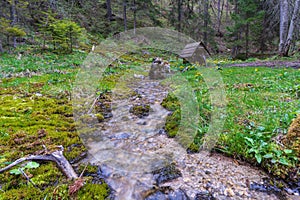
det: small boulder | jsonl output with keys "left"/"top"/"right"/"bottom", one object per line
{"left": 282, "top": 115, "right": 300, "bottom": 157}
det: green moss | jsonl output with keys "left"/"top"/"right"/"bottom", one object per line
{"left": 165, "top": 109, "right": 181, "bottom": 138}
{"left": 129, "top": 104, "right": 151, "bottom": 118}
{"left": 187, "top": 142, "right": 200, "bottom": 153}
{"left": 77, "top": 182, "right": 109, "bottom": 199}
{"left": 161, "top": 93, "right": 180, "bottom": 111}
{"left": 95, "top": 113, "right": 104, "bottom": 122}
{"left": 282, "top": 115, "right": 300, "bottom": 157}
{"left": 0, "top": 186, "right": 44, "bottom": 200}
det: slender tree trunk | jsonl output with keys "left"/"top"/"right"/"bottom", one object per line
{"left": 106, "top": 0, "right": 112, "bottom": 21}
{"left": 133, "top": 0, "right": 136, "bottom": 35}
{"left": 260, "top": 14, "right": 267, "bottom": 53}
{"left": 0, "top": 40, "right": 3, "bottom": 53}
{"left": 0, "top": 2, "right": 3, "bottom": 53}
{"left": 178, "top": 0, "right": 182, "bottom": 32}
{"left": 123, "top": 0, "right": 127, "bottom": 31}
{"left": 231, "top": 0, "right": 239, "bottom": 58}
{"left": 203, "top": 0, "right": 209, "bottom": 45}
{"left": 217, "top": 0, "right": 224, "bottom": 33}
{"left": 10, "top": 0, "right": 17, "bottom": 48}
{"left": 282, "top": 0, "right": 300, "bottom": 56}
{"left": 225, "top": 0, "right": 229, "bottom": 22}
{"left": 279, "top": 0, "right": 289, "bottom": 55}
{"left": 245, "top": 23, "right": 249, "bottom": 58}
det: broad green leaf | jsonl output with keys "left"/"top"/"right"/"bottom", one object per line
{"left": 24, "top": 161, "right": 40, "bottom": 169}
{"left": 257, "top": 126, "right": 265, "bottom": 131}
{"left": 271, "top": 159, "right": 277, "bottom": 163}
{"left": 10, "top": 168, "right": 21, "bottom": 175}
{"left": 263, "top": 153, "right": 273, "bottom": 159}
{"left": 283, "top": 149, "right": 293, "bottom": 154}
{"left": 255, "top": 154, "right": 262, "bottom": 164}
{"left": 245, "top": 137, "right": 254, "bottom": 145}
{"left": 279, "top": 158, "right": 289, "bottom": 166}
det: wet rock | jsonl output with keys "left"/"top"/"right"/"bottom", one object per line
{"left": 149, "top": 57, "right": 170, "bottom": 80}
{"left": 129, "top": 104, "right": 151, "bottom": 118}
{"left": 152, "top": 164, "right": 182, "bottom": 185}
{"left": 250, "top": 181, "right": 281, "bottom": 193}
{"left": 95, "top": 92, "right": 113, "bottom": 119}
{"left": 144, "top": 188, "right": 189, "bottom": 200}
{"left": 168, "top": 189, "right": 190, "bottom": 200}
{"left": 137, "top": 120, "right": 147, "bottom": 125}
{"left": 108, "top": 132, "right": 131, "bottom": 140}
{"left": 194, "top": 191, "right": 216, "bottom": 200}
{"left": 156, "top": 128, "right": 164, "bottom": 133}
{"left": 134, "top": 74, "right": 145, "bottom": 79}
{"left": 145, "top": 191, "right": 167, "bottom": 200}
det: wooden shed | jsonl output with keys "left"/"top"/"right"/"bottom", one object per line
{"left": 179, "top": 42, "right": 210, "bottom": 64}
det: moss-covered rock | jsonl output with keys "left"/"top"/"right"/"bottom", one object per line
{"left": 129, "top": 104, "right": 151, "bottom": 118}
{"left": 152, "top": 163, "right": 182, "bottom": 185}
{"left": 282, "top": 115, "right": 300, "bottom": 157}
{"left": 165, "top": 110, "right": 181, "bottom": 138}
{"left": 161, "top": 93, "right": 180, "bottom": 112}
{"left": 161, "top": 93, "right": 181, "bottom": 138}
{"left": 95, "top": 92, "right": 113, "bottom": 119}
{"left": 95, "top": 113, "right": 104, "bottom": 122}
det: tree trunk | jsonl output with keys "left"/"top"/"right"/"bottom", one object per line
{"left": 0, "top": 39, "right": 3, "bottom": 53}
{"left": 177, "top": 0, "right": 182, "bottom": 32}
{"left": 106, "top": 0, "right": 112, "bottom": 21}
{"left": 203, "top": 0, "right": 209, "bottom": 45}
{"left": 217, "top": 0, "right": 224, "bottom": 33}
{"left": 10, "top": 0, "right": 17, "bottom": 48}
{"left": 279, "top": 0, "right": 289, "bottom": 55}
{"left": 133, "top": 0, "right": 136, "bottom": 35}
{"left": 123, "top": 0, "right": 127, "bottom": 31}
{"left": 282, "top": 0, "right": 300, "bottom": 56}
{"left": 231, "top": 0, "right": 239, "bottom": 58}
{"left": 245, "top": 23, "right": 249, "bottom": 58}
{"left": 225, "top": 0, "right": 229, "bottom": 22}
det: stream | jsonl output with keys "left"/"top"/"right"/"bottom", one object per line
{"left": 80, "top": 69, "right": 298, "bottom": 200}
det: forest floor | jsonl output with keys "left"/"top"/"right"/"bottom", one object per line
{"left": 226, "top": 60, "right": 300, "bottom": 68}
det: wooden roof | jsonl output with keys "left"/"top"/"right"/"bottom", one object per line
{"left": 179, "top": 42, "right": 210, "bottom": 58}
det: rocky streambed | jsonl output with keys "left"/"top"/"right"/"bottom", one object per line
{"left": 79, "top": 71, "right": 298, "bottom": 200}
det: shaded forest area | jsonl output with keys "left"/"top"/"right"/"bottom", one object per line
{"left": 0, "top": 0, "right": 299, "bottom": 58}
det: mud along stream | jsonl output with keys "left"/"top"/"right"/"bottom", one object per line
{"left": 77, "top": 67, "right": 297, "bottom": 200}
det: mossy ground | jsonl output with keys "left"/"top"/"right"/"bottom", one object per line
{"left": 0, "top": 51, "right": 110, "bottom": 199}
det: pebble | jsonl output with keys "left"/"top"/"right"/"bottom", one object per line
{"left": 224, "top": 188, "right": 235, "bottom": 197}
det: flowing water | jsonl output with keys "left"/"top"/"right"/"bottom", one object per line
{"left": 80, "top": 72, "right": 297, "bottom": 200}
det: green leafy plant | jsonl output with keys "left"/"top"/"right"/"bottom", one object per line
{"left": 10, "top": 161, "right": 40, "bottom": 175}
{"left": 244, "top": 124, "right": 297, "bottom": 166}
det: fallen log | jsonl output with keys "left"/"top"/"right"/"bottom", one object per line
{"left": 0, "top": 146, "right": 78, "bottom": 179}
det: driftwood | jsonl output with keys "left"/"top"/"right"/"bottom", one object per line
{"left": 0, "top": 146, "right": 78, "bottom": 179}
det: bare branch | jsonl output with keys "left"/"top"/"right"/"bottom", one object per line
{"left": 0, "top": 149, "right": 78, "bottom": 180}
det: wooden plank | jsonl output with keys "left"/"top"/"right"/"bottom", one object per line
{"left": 180, "top": 53, "right": 194, "bottom": 58}
{"left": 184, "top": 42, "right": 200, "bottom": 48}
{"left": 180, "top": 50, "right": 195, "bottom": 55}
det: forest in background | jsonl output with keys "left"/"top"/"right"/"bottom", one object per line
{"left": 0, "top": 0, "right": 299, "bottom": 58}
